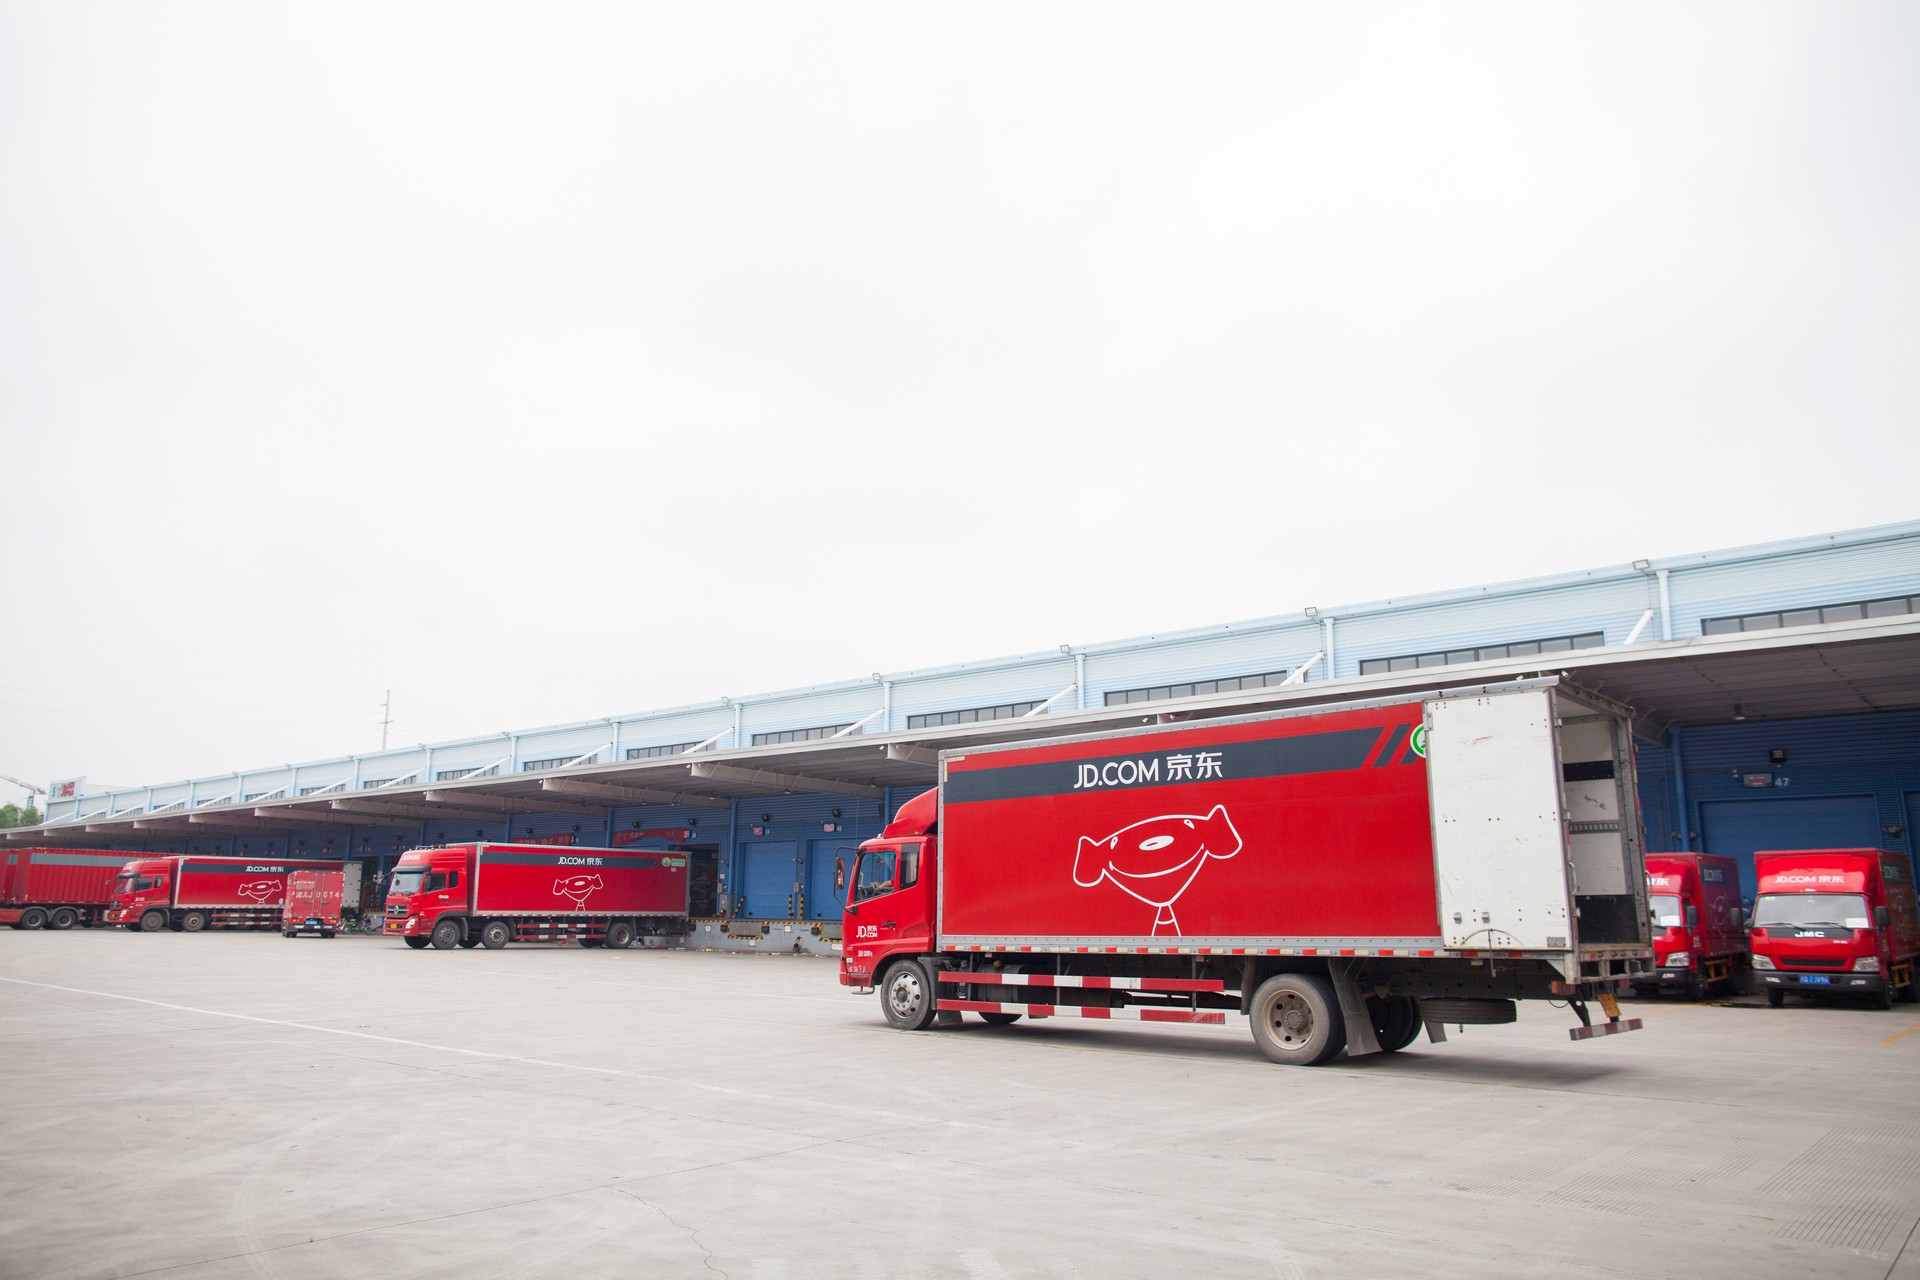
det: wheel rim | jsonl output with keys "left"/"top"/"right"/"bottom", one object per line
{"left": 1264, "top": 990, "right": 1315, "bottom": 1048}
{"left": 888, "top": 970, "right": 925, "bottom": 1020}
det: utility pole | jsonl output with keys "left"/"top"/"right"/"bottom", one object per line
{"left": 379, "top": 690, "right": 392, "bottom": 751}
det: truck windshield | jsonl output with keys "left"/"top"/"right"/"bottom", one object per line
{"left": 388, "top": 869, "right": 427, "bottom": 896}
{"left": 114, "top": 873, "right": 158, "bottom": 893}
{"left": 1648, "top": 895, "right": 1683, "bottom": 928}
{"left": 1752, "top": 893, "right": 1870, "bottom": 929}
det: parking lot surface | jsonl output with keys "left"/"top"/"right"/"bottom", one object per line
{"left": 2, "top": 931, "right": 1917, "bottom": 1279}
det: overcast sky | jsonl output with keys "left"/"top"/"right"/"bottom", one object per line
{"left": 1, "top": 3, "right": 1914, "bottom": 796}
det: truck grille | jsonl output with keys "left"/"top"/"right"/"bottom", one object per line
{"left": 1783, "top": 956, "right": 1849, "bottom": 969}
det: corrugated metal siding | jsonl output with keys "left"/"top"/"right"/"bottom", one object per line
{"left": 1667, "top": 536, "right": 1920, "bottom": 637}
{"left": 1699, "top": 796, "right": 1884, "bottom": 898}
{"left": 1088, "top": 632, "right": 1314, "bottom": 702}
{"left": 1641, "top": 709, "right": 1920, "bottom": 873}
{"left": 741, "top": 687, "right": 886, "bottom": 740}
{"left": 613, "top": 710, "right": 734, "bottom": 755}
{"left": 891, "top": 661, "right": 1078, "bottom": 728}
{"left": 513, "top": 728, "right": 614, "bottom": 770}
{"left": 1331, "top": 579, "right": 1654, "bottom": 680}
{"left": 739, "top": 841, "right": 799, "bottom": 918}
{"left": 1634, "top": 746, "right": 1675, "bottom": 848}
{"left": 357, "top": 749, "right": 429, "bottom": 788}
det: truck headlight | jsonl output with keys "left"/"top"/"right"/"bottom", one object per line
{"left": 1751, "top": 955, "right": 1774, "bottom": 970}
{"left": 1853, "top": 956, "right": 1881, "bottom": 973}
{"left": 1665, "top": 952, "right": 1692, "bottom": 968}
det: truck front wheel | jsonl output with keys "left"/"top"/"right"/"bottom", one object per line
{"left": 481, "top": 921, "right": 511, "bottom": 950}
{"left": 1249, "top": 973, "right": 1346, "bottom": 1066}
{"left": 1766, "top": 988, "right": 1785, "bottom": 1008}
{"left": 881, "top": 960, "right": 939, "bottom": 1031}
{"left": 403, "top": 936, "right": 430, "bottom": 949}
{"left": 430, "top": 920, "right": 461, "bottom": 950}
{"left": 138, "top": 910, "right": 168, "bottom": 933}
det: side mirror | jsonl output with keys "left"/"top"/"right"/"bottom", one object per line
{"left": 1685, "top": 904, "right": 1699, "bottom": 929}
{"left": 846, "top": 902, "right": 858, "bottom": 916}
{"left": 1875, "top": 905, "right": 1891, "bottom": 929}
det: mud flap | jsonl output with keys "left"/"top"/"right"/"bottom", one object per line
{"left": 1423, "top": 1019, "right": 1449, "bottom": 1044}
{"left": 1329, "top": 961, "right": 1382, "bottom": 1057}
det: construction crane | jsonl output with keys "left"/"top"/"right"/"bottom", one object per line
{"left": 0, "top": 773, "right": 46, "bottom": 802}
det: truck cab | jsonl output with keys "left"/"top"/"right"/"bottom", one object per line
{"left": 839, "top": 789, "right": 937, "bottom": 999}
{"left": 1750, "top": 849, "right": 1920, "bottom": 1009}
{"left": 105, "top": 860, "right": 172, "bottom": 931}
{"left": 384, "top": 848, "right": 472, "bottom": 948}
{"left": 1635, "top": 853, "right": 1746, "bottom": 999}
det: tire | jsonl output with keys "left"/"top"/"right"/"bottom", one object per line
{"left": 481, "top": 921, "right": 511, "bottom": 950}
{"left": 283, "top": 931, "right": 297, "bottom": 939}
{"left": 579, "top": 936, "right": 603, "bottom": 949}
{"left": 1875, "top": 984, "right": 1894, "bottom": 1011}
{"left": 430, "top": 919, "right": 461, "bottom": 950}
{"left": 1249, "top": 973, "right": 1346, "bottom": 1066}
{"left": 18, "top": 908, "right": 46, "bottom": 931}
{"left": 49, "top": 908, "right": 77, "bottom": 931}
{"left": 181, "top": 911, "right": 209, "bottom": 933}
{"left": 403, "top": 936, "right": 430, "bottom": 949}
{"left": 1766, "top": 988, "right": 1785, "bottom": 1008}
{"left": 319, "top": 931, "right": 335, "bottom": 939}
{"left": 139, "top": 910, "right": 169, "bottom": 933}
{"left": 604, "top": 921, "right": 635, "bottom": 950}
{"left": 880, "top": 960, "right": 939, "bottom": 1030}
{"left": 457, "top": 936, "right": 481, "bottom": 948}
{"left": 1370, "top": 995, "right": 1423, "bottom": 1053}
{"left": 976, "top": 1011, "right": 1022, "bottom": 1026}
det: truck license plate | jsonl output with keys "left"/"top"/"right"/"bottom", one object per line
{"left": 1799, "top": 975, "right": 1831, "bottom": 985}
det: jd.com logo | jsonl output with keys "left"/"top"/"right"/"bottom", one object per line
{"left": 554, "top": 874, "right": 604, "bottom": 908}
{"left": 1072, "top": 806, "right": 1243, "bottom": 937}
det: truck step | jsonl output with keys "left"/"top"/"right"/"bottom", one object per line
{"left": 938, "top": 998, "right": 1225, "bottom": 1025}
{"left": 939, "top": 972, "right": 1225, "bottom": 994}
{"left": 1569, "top": 1018, "right": 1644, "bottom": 1041}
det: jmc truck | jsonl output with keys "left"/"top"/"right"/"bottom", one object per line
{"left": 1, "top": 847, "right": 136, "bottom": 930}
{"left": 1750, "top": 849, "right": 1920, "bottom": 1009}
{"left": 1633, "top": 853, "right": 1747, "bottom": 999}
{"left": 106, "top": 856, "right": 346, "bottom": 932}
{"left": 385, "top": 842, "right": 690, "bottom": 949}
{"left": 841, "top": 679, "right": 1652, "bottom": 1065}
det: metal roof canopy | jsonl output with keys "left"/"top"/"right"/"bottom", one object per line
{"left": 10, "top": 615, "right": 1916, "bottom": 846}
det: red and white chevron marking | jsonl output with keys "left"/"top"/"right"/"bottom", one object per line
{"left": 937, "top": 998, "right": 1225, "bottom": 1025}
{"left": 938, "top": 972, "right": 1223, "bottom": 993}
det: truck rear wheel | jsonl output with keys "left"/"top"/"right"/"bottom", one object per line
{"left": 1249, "top": 973, "right": 1346, "bottom": 1066}
{"left": 18, "top": 908, "right": 46, "bottom": 930}
{"left": 403, "top": 936, "right": 430, "bottom": 949}
{"left": 181, "top": 911, "right": 209, "bottom": 933}
{"left": 1370, "top": 995, "right": 1422, "bottom": 1053}
{"left": 881, "top": 960, "right": 939, "bottom": 1031}
{"left": 139, "top": 910, "right": 168, "bottom": 933}
{"left": 481, "top": 921, "right": 511, "bottom": 949}
{"left": 430, "top": 920, "right": 461, "bottom": 950}
{"left": 604, "top": 921, "right": 635, "bottom": 949}
{"left": 49, "top": 908, "right": 77, "bottom": 930}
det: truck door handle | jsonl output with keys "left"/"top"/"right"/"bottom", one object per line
{"left": 883, "top": 921, "right": 896, "bottom": 928}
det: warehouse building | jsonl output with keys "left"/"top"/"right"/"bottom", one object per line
{"left": 15, "top": 520, "right": 1919, "bottom": 952}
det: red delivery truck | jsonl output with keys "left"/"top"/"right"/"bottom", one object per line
{"left": 1750, "top": 849, "right": 1920, "bottom": 1009}
{"left": 841, "top": 678, "right": 1653, "bottom": 1066}
{"left": 106, "top": 856, "right": 346, "bottom": 932}
{"left": 384, "top": 843, "right": 690, "bottom": 950}
{"left": 283, "top": 869, "right": 346, "bottom": 938}
{"left": 1633, "top": 853, "right": 1748, "bottom": 999}
{"left": 1, "top": 848, "right": 137, "bottom": 930}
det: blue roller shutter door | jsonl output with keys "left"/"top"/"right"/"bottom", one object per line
{"left": 740, "top": 842, "right": 798, "bottom": 919}
{"left": 806, "top": 840, "right": 849, "bottom": 920}
{"left": 1698, "top": 796, "right": 1882, "bottom": 899}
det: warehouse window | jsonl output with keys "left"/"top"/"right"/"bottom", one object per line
{"left": 908, "top": 700, "right": 1043, "bottom": 729}
{"left": 359, "top": 779, "right": 394, "bottom": 790}
{"left": 1358, "top": 632, "right": 1604, "bottom": 676}
{"left": 434, "top": 766, "right": 499, "bottom": 781}
{"left": 520, "top": 755, "right": 585, "bottom": 773}
{"left": 626, "top": 742, "right": 697, "bottom": 760}
{"left": 1700, "top": 594, "right": 1917, "bottom": 636}
{"left": 752, "top": 724, "right": 854, "bottom": 746}
{"left": 1104, "top": 669, "right": 1295, "bottom": 707}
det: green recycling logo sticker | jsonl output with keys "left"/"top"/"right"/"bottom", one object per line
{"left": 1409, "top": 724, "right": 1428, "bottom": 758}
